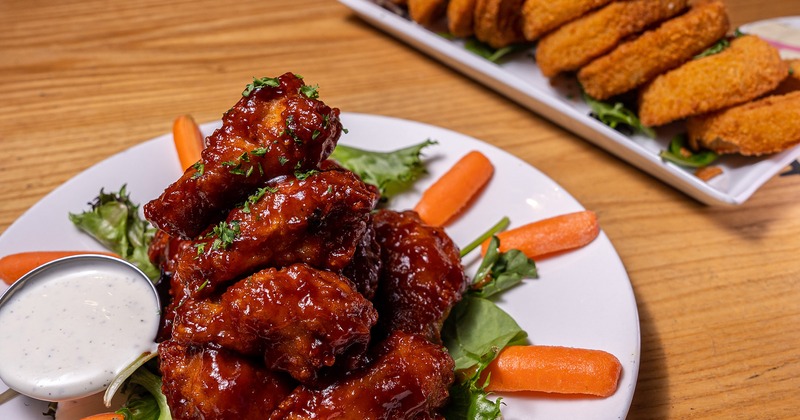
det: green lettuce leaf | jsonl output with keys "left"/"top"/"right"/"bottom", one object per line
{"left": 116, "top": 368, "right": 171, "bottom": 420}
{"left": 68, "top": 185, "right": 159, "bottom": 280}
{"left": 330, "top": 140, "right": 436, "bottom": 201}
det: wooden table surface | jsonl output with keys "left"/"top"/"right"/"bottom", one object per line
{"left": 1, "top": 0, "right": 798, "bottom": 418}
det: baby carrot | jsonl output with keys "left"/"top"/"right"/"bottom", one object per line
{"left": 173, "top": 114, "right": 205, "bottom": 171}
{"left": 80, "top": 413, "right": 125, "bottom": 420}
{"left": 0, "top": 251, "right": 119, "bottom": 285}
{"left": 481, "top": 210, "right": 599, "bottom": 259}
{"left": 414, "top": 150, "right": 494, "bottom": 227}
{"left": 483, "top": 345, "right": 622, "bottom": 397}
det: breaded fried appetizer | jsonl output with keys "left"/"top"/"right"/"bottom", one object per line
{"left": 409, "top": 0, "right": 447, "bottom": 26}
{"left": 535, "top": 0, "right": 688, "bottom": 77}
{"left": 638, "top": 35, "right": 789, "bottom": 127}
{"left": 686, "top": 91, "right": 800, "bottom": 156}
{"left": 579, "top": 0, "right": 729, "bottom": 100}
{"left": 448, "top": 0, "right": 478, "bottom": 37}
{"left": 521, "top": 0, "right": 613, "bottom": 42}
{"left": 474, "top": 0, "right": 526, "bottom": 48}
{"left": 774, "top": 59, "right": 800, "bottom": 94}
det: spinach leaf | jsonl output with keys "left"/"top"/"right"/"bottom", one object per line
{"left": 443, "top": 296, "right": 528, "bottom": 371}
{"left": 471, "top": 237, "right": 538, "bottom": 299}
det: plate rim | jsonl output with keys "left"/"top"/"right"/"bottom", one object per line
{"left": 0, "top": 111, "right": 641, "bottom": 420}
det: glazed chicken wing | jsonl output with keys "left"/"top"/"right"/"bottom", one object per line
{"left": 372, "top": 209, "right": 470, "bottom": 343}
{"left": 171, "top": 263, "right": 378, "bottom": 384}
{"left": 159, "top": 341, "right": 295, "bottom": 420}
{"left": 171, "top": 169, "right": 379, "bottom": 300}
{"left": 144, "top": 72, "right": 343, "bottom": 239}
{"left": 269, "top": 331, "right": 454, "bottom": 420}
{"left": 341, "top": 215, "right": 381, "bottom": 300}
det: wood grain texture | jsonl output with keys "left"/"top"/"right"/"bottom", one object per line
{"left": 1, "top": 0, "right": 799, "bottom": 418}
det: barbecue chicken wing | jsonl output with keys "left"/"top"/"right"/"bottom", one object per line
{"left": 159, "top": 341, "right": 295, "bottom": 420}
{"left": 341, "top": 215, "right": 381, "bottom": 300}
{"left": 372, "top": 209, "right": 470, "bottom": 343}
{"left": 171, "top": 263, "right": 378, "bottom": 384}
{"left": 269, "top": 331, "right": 454, "bottom": 420}
{"left": 145, "top": 72, "right": 343, "bottom": 239}
{"left": 171, "top": 169, "right": 379, "bottom": 300}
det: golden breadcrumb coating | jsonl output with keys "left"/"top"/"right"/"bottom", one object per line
{"left": 473, "top": 0, "right": 526, "bottom": 49}
{"left": 409, "top": 0, "right": 448, "bottom": 26}
{"left": 535, "top": 0, "right": 688, "bottom": 77}
{"left": 638, "top": 35, "right": 789, "bottom": 127}
{"left": 774, "top": 59, "right": 800, "bottom": 94}
{"left": 686, "top": 91, "right": 800, "bottom": 156}
{"left": 579, "top": 0, "right": 728, "bottom": 100}
{"left": 520, "top": 0, "right": 612, "bottom": 42}
{"left": 447, "top": 0, "right": 478, "bottom": 37}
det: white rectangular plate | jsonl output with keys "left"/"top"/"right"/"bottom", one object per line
{"left": 339, "top": 0, "right": 800, "bottom": 205}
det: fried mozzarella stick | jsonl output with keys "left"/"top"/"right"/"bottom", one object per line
{"left": 521, "top": 0, "right": 613, "bottom": 41}
{"left": 159, "top": 341, "right": 295, "bottom": 420}
{"left": 372, "top": 210, "right": 470, "bottom": 343}
{"left": 269, "top": 331, "right": 454, "bottom": 420}
{"left": 579, "top": 0, "right": 729, "bottom": 100}
{"left": 171, "top": 264, "right": 379, "bottom": 384}
{"left": 172, "top": 169, "right": 379, "bottom": 300}
{"left": 687, "top": 91, "right": 800, "bottom": 156}
{"left": 144, "top": 72, "right": 343, "bottom": 239}
{"left": 535, "top": 0, "right": 688, "bottom": 77}
{"left": 638, "top": 35, "right": 789, "bottom": 126}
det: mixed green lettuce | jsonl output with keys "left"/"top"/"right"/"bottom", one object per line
{"left": 330, "top": 140, "right": 436, "bottom": 201}
{"left": 68, "top": 185, "right": 159, "bottom": 280}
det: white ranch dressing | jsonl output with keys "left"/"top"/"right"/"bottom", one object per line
{"left": 0, "top": 255, "right": 160, "bottom": 401}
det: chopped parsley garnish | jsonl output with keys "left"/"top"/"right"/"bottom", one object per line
{"left": 284, "top": 115, "right": 302, "bottom": 144}
{"left": 300, "top": 84, "right": 320, "bottom": 99}
{"left": 251, "top": 147, "right": 268, "bottom": 157}
{"left": 194, "top": 242, "right": 206, "bottom": 257}
{"left": 278, "top": 156, "right": 289, "bottom": 166}
{"left": 240, "top": 186, "right": 276, "bottom": 213}
{"left": 242, "top": 77, "right": 280, "bottom": 97}
{"left": 295, "top": 169, "right": 319, "bottom": 180}
{"left": 197, "top": 279, "right": 209, "bottom": 293}
{"left": 222, "top": 152, "right": 256, "bottom": 176}
{"left": 191, "top": 162, "right": 204, "bottom": 179}
{"left": 206, "top": 220, "right": 241, "bottom": 251}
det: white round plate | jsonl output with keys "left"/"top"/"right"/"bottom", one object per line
{"left": 0, "top": 112, "right": 640, "bottom": 420}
